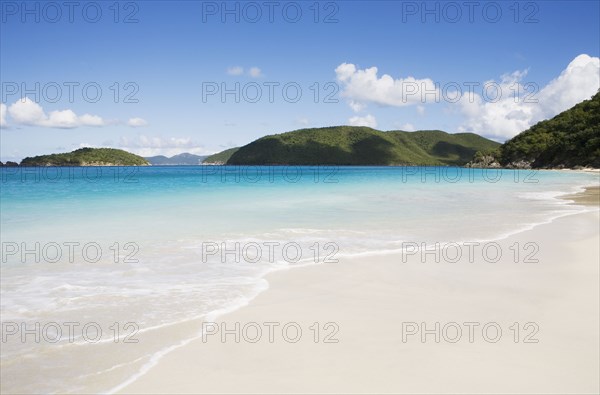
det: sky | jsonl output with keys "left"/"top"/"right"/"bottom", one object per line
{"left": 1, "top": 0, "right": 599, "bottom": 161}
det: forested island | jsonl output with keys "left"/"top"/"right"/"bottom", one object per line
{"left": 18, "top": 148, "right": 150, "bottom": 166}
{"left": 203, "top": 127, "right": 500, "bottom": 166}
{"left": 4, "top": 92, "right": 597, "bottom": 169}
{"left": 202, "top": 93, "right": 598, "bottom": 168}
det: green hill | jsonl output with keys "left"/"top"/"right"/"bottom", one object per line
{"left": 20, "top": 148, "right": 150, "bottom": 166}
{"left": 203, "top": 147, "right": 240, "bottom": 164}
{"left": 500, "top": 91, "right": 600, "bottom": 168}
{"left": 220, "top": 126, "right": 499, "bottom": 166}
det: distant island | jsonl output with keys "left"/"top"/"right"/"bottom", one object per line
{"left": 17, "top": 148, "right": 150, "bottom": 167}
{"left": 145, "top": 153, "right": 207, "bottom": 165}
{"left": 203, "top": 127, "right": 500, "bottom": 166}
{"left": 3, "top": 92, "right": 597, "bottom": 169}
{"left": 469, "top": 91, "right": 599, "bottom": 169}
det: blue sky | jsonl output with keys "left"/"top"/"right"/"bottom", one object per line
{"left": 1, "top": 0, "right": 599, "bottom": 161}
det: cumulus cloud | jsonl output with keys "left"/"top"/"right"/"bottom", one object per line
{"left": 349, "top": 100, "right": 366, "bottom": 112}
{"left": 79, "top": 114, "right": 105, "bottom": 126}
{"left": 116, "top": 135, "right": 207, "bottom": 157}
{"left": 0, "top": 103, "right": 7, "bottom": 128}
{"left": 348, "top": 114, "right": 377, "bottom": 128}
{"left": 248, "top": 67, "right": 263, "bottom": 78}
{"left": 45, "top": 109, "right": 81, "bottom": 128}
{"left": 8, "top": 97, "right": 46, "bottom": 125}
{"left": 336, "top": 55, "right": 598, "bottom": 140}
{"left": 127, "top": 117, "right": 148, "bottom": 127}
{"left": 397, "top": 122, "right": 415, "bottom": 131}
{"left": 336, "top": 63, "right": 438, "bottom": 111}
{"left": 531, "top": 54, "right": 599, "bottom": 119}
{"left": 457, "top": 54, "right": 600, "bottom": 140}
{"left": 5, "top": 97, "right": 106, "bottom": 129}
{"left": 2, "top": 97, "right": 148, "bottom": 129}
{"left": 227, "top": 66, "right": 244, "bottom": 76}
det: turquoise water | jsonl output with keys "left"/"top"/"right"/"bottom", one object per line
{"left": 1, "top": 166, "right": 598, "bottom": 393}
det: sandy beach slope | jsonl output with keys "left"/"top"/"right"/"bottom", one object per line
{"left": 120, "top": 199, "right": 599, "bottom": 394}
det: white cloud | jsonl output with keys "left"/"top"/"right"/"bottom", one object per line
{"left": 337, "top": 55, "right": 599, "bottom": 140}
{"left": 348, "top": 114, "right": 377, "bottom": 128}
{"left": 336, "top": 63, "right": 438, "bottom": 110}
{"left": 45, "top": 109, "right": 80, "bottom": 128}
{"left": 127, "top": 117, "right": 148, "bottom": 127}
{"left": 227, "top": 66, "right": 244, "bottom": 76}
{"left": 397, "top": 123, "right": 415, "bottom": 131}
{"left": 8, "top": 97, "right": 46, "bottom": 125}
{"left": 6, "top": 97, "right": 107, "bottom": 128}
{"left": 457, "top": 54, "right": 600, "bottom": 140}
{"left": 77, "top": 143, "right": 97, "bottom": 149}
{"left": 0, "top": 103, "right": 7, "bottom": 128}
{"left": 116, "top": 135, "right": 207, "bottom": 157}
{"left": 248, "top": 67, "right": 262, "bottom": 78}
{"left": 531, "top": 54, "right": 599, "bottom": 119}
{"left": 349, "top": 100, "right": 366, "bottom": 112}
{"left": 295, "top": 117, "right": 310, "bottom": 126}
{"left": 3, "top": 98, "right": 148, "bottom": 129}
{"left": 79, "top": 114, "right": 105, "bottom": 126}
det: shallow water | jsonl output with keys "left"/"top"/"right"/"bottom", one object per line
{"left": 1, "top": 166, "right": 598, "bottom": 393}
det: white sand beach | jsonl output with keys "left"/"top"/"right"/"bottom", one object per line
{"left": 120, "top": 191, "right": 600, "bottom": 394}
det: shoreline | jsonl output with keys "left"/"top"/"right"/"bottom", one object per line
{"left": 117, "top": 187, "right": 600, "bottom": 394}
{"left": 563, "top": 185, "right": 600, "bottom": 206}
{"left": 2, "top": 164, "right": 599, "bottom": 171}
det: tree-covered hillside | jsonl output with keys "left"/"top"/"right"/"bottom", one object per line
{"left": 222, "top": 126, "right": 499, "bottom": 166}
{"left": 202, "top": 147, "right": 240, "bottom": 164}
{"left": 20, "top": 148, "right": 150, "bottom": 166}
{"left": 500, "top": 91, "right": 600, "bottom": 168}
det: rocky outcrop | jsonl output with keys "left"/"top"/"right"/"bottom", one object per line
{"left": 504, "top": 160, "right": 533, "bottom": 169}
{"left": 465, "top": 155, "right": 501, "bottom": 168}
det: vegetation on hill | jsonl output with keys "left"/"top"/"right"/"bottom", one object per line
{"left": 221, "top": 126, "right": 499, "bottom": 166}
{"left": 20, "top": 148, "right": 150, "bottom": 166}
{"left": 498, "top": 91, "right": 600, "bottom": 168}
{"left": 202, "top": 147, "right": 240, "bottom": 164}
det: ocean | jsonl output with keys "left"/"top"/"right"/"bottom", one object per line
{"left": 0, "top": 166, "right": 598, "bottom": 393}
